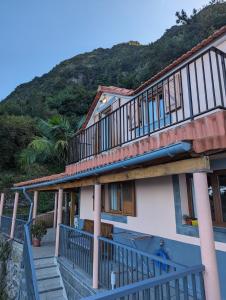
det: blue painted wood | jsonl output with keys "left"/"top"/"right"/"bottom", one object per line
{"left": 85, "top": 265, "right": 205, "bottom": 300}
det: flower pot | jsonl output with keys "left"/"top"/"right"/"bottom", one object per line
{"left": 192, "top": 220, "right": 198, "bottom": 226}
{"left": 33, "top": 238, "right": 41, "bottom": 247}
{"left": 185, "top": 219, "right": 192, "bottom": 225}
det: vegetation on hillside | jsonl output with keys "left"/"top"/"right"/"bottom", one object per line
{"left": 0, "top": 1, "right": 226, "bottom": 190}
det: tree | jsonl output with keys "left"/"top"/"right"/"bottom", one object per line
{"left": 20, "top": 115, "right": 74, "bottom": 169}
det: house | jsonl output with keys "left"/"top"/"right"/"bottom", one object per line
{"left": 1, "top": 26, "right": 226, "bottom": 299}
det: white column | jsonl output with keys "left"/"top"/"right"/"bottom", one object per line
{"left": 55, "top": 188, "right": 63, "bottom": 257}
{"left": 0, "top": 193, "right": 5, "bottom": 217}
{"left": 10, "top": 192, "right": 19, "bottom": 239}
{"left": 193, "top": 172, "right": 221, "bottom": 300}
{"left": 32, "top": 191, "right": 38, "bottom": 221}
{"left": 92, "top": 184, "right": 101, "bottom": 289}
{"left": 53, "top": 192, "right": 58, "bottom": 228}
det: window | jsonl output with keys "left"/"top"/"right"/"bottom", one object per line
{"left": 107, "top": 181, "right": 136, "bottom": 216}
{"left": 186, "top": 171, "right": 226, "bottom": 227}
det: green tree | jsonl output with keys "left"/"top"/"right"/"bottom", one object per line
{"left": 20, "top": 115, "right": 73, "bottom": 169}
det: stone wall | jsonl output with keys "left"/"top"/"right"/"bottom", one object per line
{"left": 0, "top": 236, "right": 23, "bottom": 300}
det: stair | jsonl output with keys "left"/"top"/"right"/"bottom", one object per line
{"left": 34, "top": 256, "right": 68, "bottom": 300}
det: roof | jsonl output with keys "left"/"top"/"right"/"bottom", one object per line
{"left": 82, "top": 85, "right": 134, "bottom": 129}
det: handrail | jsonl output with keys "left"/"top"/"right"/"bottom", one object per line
{"left": 85, "top": 264, "right": 205, "bottom": 300}
{"left": 60, "top": 223, "right": 94, "bottom": 238}
{"left": 98, "top": 236, "right": 186, "bottom": 270}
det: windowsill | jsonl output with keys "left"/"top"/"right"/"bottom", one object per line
{"left": 101, "top": 212, "right": 128, "bottom": 224}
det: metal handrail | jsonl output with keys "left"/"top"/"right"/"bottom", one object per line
{"left": 84, "top": 264, "right": 205, "bottom": 299}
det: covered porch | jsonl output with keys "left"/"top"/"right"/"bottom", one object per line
{"left": 2, "top": 153, "right": 221, "bottom": 299}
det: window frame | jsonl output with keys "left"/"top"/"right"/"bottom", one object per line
{"left": 186, "top": 172, "right": 226, "bottom": 227}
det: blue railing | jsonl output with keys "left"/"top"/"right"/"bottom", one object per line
{"left": 85, "top": 264, "right": 205, "bottom": 300}
{"left": 98, "top": 236, "right": 185, "bottom": 289}
{"left": 21, "top": 220, "right": 40, "bottom": 300}
{"left": 59, "top": 224, "right": 94, "bottom": 276}
{"left": 14, "top": 218, "right": 27, "bottom": 243}
{"left": 0, "top": 215, "right": 12, "bottom": 237}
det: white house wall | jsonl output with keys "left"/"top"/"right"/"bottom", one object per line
{"left": 80, "top": 175, "right": 226, "bottom": 252}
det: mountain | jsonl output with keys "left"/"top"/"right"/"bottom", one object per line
{"left": 1, "top": 1, "right": 226, "bottom": 129}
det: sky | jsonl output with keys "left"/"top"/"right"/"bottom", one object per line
{"left": 0, "top": 0, "right": 209, "bottom": 101}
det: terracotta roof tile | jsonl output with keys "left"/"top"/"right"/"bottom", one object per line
{"left": 82, "top": 85, "right": 133, "bottom": 129}
{"left": 133, "top": 25, "right": 226, "bottom": 94}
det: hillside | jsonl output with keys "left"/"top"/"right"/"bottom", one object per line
{"left": 1, "top": 1, "right": 226, "bottom": 189}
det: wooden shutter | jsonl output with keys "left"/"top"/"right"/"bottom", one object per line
{"left": 122, "top": 181, "right": 136, "bottom": 216}
{"left": 163, "top": 72, "right": 181, "bottom": 113}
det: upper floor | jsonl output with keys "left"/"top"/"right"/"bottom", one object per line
{"left": 67, "top": 26, "right": 226, "bottom": 169}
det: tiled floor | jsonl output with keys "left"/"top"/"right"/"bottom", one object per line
{"left": 33, "top": 227, "right": 56, "bottom": 259}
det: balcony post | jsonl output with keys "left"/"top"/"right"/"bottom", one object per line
{"left": 193, "top": 172, "right": 221, "bottom": 300}
{"left": 10, "top": 192, "right": 19, "bottom": 239}
{"left": 55, "top": 188, "right": 63, "bottom": 257}
{"left": 32, "top": 191, "right": 38, "bottom": 222}
{"left": 92, "top": 184, "right": 101, "bottom": 289}
{"left": 53, "top": 192, "right": 58, "bottom": 228}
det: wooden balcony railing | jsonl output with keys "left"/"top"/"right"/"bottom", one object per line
{"left": 68, "top": 47, "right": 226, "bottom": 165}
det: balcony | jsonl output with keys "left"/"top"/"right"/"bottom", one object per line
{"left": 68, "top": 47, "right": 226, "bottom": 165}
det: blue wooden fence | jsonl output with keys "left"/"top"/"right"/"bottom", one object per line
{"left": 85, "top": 264, "right": 205, "bottom": 300}
{"left": 0, "top": 215, "right": 12, "bottom": 237}
{"left": 98, "top": 236, "right": 185, "bottom": 289}
{"left": 59, "top": 224, "right": 94, "bottom": 276}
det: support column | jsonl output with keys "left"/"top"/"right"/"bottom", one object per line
{"left": 53, "top": 192, "right": 58, "bottom": 228}
{"left": 92, "top": 184, "right": 101, "bottom": 289}
{"left": 55, "top": 188, "right": 63, "bottom": 257}
{"left": 0, "top": 193, "right": 5, "bottom": 217}
{"left": 32, "top": 191, "right": 38, "bottom": 221}
{"left": 193, "top": 172, "right": 221, "bottom": 300}
{"left": 10, "top": 192, "right": 19, "bottom": 239}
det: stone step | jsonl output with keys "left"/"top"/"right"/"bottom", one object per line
{"left": 34, "top": 256, "right": 56, "bottom": 268}
{"left": 39, "top": 288, "right": 66, "bottom": 300}
{"left": 38, "top": 276, "right": 62, "bottom": 293}
{"left": 36, "top": 265, "right": 58, "bottom": 280}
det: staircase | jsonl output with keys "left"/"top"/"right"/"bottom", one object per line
{"left": 34, "top": 256, "right": 68, "bottom": 300}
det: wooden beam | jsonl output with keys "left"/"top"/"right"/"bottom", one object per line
{"left": 29, "top": 156, "right": 210, "bottom": 191}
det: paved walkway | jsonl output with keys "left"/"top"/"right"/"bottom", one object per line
{"left": 33, "top": 227, "right": 56, "bottom": 259}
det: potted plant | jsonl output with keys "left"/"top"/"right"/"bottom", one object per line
{"left": 31, "top": 221, "right": 47, "bottom": 247}
{"left": 191, "top": 218, "right": 198, "bottom": 226}
{"left": 183, "top": 214, "right": 192, "bottom": 225}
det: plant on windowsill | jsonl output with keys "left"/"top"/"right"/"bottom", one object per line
{"left": 31, "top": 221, "right": 47, "bottom": 247}
{"left": 183, "top": 214, "right": 193, "bottom": 225}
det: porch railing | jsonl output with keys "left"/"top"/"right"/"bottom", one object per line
{"left": 98, "top": 237, "right": 185, "bottom": 289}
{"left": 68, "top": 47, "right": 226, "bottom": 164}
{"left": 14, "top": 218, "right": 27, "bottom": 243}
{"left": 0, "top": 215, "right": 12, "bottom": 237}
{"left": 59, "top": 224, "right": 94, "bottom": 276}
{"left": 21, "top": 219, "right": 40, "bottom": 300}
{"left": 85, "top": 264, "right": 205, "bottom": 300}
